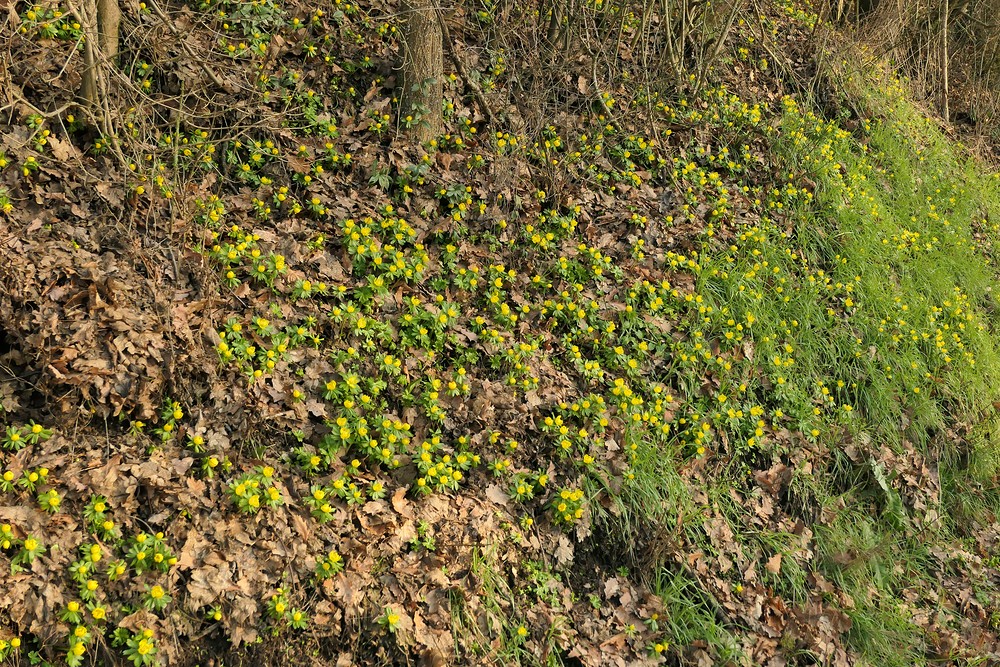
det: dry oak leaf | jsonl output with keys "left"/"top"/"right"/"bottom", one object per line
{"left": 187, "top": 561, "right": 235, "bottom": 609}
{"left": 765, "top": 553, "right": 783, "bottom": 574}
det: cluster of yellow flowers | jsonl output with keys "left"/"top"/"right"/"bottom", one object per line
{"left": 229, "top": 466, "right": 284, "bottom": 514}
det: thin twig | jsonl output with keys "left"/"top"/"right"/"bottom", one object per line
{"left": 0, "top": 82, "right": 74, "bottom": 118}
{"left": 43, "top": 34, "right": 86, "bottom": 84}
{"left": 63, "top": 0, "right": 125, "bottom": 162}
{"left": 434, "top": 4, "right": 495, "bottom": 126}
{"left": 145, "top": 0, "right": 232, "bottom": 93}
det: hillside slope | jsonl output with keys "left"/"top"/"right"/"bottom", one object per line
{"left": 2, "top": 0, "right": 1000, "bottom": 665}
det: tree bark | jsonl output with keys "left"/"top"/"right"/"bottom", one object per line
{"left": 78, "top": 0, "right": 99, "bottom": 108}
{"left": 97, "top": 0, "right": 121, "bottom": 59}
{"left": 78, "top": 0, "right": 119, "bottom": 112}
{"left": 400, "top": 0, "right": 444, "bottom": 142}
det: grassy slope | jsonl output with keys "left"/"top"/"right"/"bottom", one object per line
{"left": 2, "top": 0, "right": 1000, "bottom": 665}
{"left": 626, "top": 44, "right": 1000, "bottom": 667}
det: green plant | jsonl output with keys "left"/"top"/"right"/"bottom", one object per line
{"left": 408, "top": 520, "right": 436, "bottom": 551}
{"left": 117, "top": 628, "right": 158, "bottom": 667}
{"left": 378, "top": 607, "right": 401, "bottom": 633}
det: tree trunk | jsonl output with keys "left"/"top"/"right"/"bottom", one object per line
{"left": 78, "top": 0, "right": 119, "bottom": 112}
{"left": 97, "top": 0, "right": 121, "bottom": 59}
{"left": 400, "top": 0, "right": 444, "bottom": 142}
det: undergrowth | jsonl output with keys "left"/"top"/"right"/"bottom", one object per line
{"left": 2, "top": 0, "right": 1000, "bottom": 665}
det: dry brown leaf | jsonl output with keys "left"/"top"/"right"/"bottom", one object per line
{"left": 391, "top": 486, "right": 414, "bottom": 518}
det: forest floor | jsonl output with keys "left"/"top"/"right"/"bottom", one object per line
{"left": 3, "top": 0, "right": 1000, "bottom": 665}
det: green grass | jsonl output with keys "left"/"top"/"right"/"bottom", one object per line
{"left": 585, "top": 36, "right": 1000, "bottom": 665}
{"left": 652, "top": 567, "right": 745, "bottom": 664}
{"left": 813, "top": 507, "right": 933, "bottom": 667}
{"left": 451, "top": 543, "right": 570, "bottom": 667}
{"left": 757, "top": 69, "right": 1000, "bottom": 662}
{"left": 753, "top": 61, "right": 1000, "bottom": 663}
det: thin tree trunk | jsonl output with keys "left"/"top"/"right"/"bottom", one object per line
{"left": 400, "top": 0, "right": 444, "bottom": 142}
{"left": 97, "top": 0, "right": 121, "bottom": 59}
{"left": 77, "top": 0, "right": 119, "bottom": 113}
